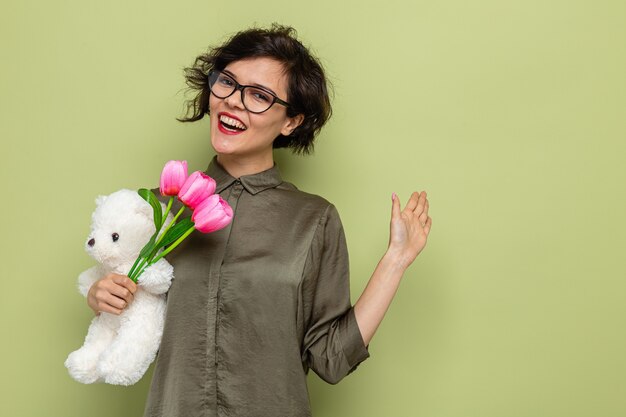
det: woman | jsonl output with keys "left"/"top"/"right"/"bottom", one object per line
{"left": 87, "top": 25, "right": 432, "bottom": 417}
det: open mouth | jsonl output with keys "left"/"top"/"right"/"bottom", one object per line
{"left": 218, "top": 113, "right": 247, "bottom": 134}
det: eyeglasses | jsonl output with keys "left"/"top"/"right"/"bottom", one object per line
{"left": 208, "top": 70, "right": 290, "bottom": 114}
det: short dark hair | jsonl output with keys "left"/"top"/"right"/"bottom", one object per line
{"left": 178, "top": 24, "right": 332, "bottom": 155}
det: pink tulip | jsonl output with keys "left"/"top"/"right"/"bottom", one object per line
{"left": 159, "top": 160, "right": 188, "bottom": 196}
{"left": 192, "top": 194, "right": 233, "bottom": 233}
{"left": 178, "top": 171, "right": 216, "bottom": 210}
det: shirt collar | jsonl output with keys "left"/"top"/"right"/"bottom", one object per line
{"left": 205, "top": 156, "right": 283, "bottom": 195}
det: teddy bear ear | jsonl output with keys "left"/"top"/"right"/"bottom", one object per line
{"left": 134, "top": 198, "right": 155, "bottom": 219}
{"left": 95, "top": 195, "right": 108, "bottom": 207}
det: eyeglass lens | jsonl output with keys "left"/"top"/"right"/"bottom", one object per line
{"left": 209, "top": 71, "right": 276, "bottom": 113}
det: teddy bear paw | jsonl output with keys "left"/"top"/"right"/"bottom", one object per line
{"left": 97, "top": 355, "right": 146, "bottom": 386}
{"left": 65, "top": 349, "right": 101, "bottom": 384}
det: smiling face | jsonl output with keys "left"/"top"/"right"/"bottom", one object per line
{"left": 209, "top": 57, "right": 303, "bottom": 173}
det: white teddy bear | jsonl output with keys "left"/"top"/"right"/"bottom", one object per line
{"left": 65, "top": 189, "right": 174, "bottom": 386}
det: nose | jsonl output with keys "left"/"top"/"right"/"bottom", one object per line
{"left": 88, "top": 238, "right": 95, "bottom": 247}
{"left": 224, "top": 87, "right": 246, "bottom": 110}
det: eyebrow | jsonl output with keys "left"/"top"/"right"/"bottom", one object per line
{"left": 222, "top": 69, "right": 279, "bottom": 97}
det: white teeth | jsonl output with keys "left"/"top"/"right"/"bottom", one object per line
{"left": 219, "top": 115, "right": 247, "bottom": 130}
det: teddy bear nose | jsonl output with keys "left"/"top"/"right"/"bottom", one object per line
{"left": 88, "top": 238, "right": 95, "bottom": 247}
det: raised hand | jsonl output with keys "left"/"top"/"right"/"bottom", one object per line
{"left": 388, "top": 191, "right": 432, "bottom": 270}
{"left": 353, "top": 191, "right": 433, "bottom": 345}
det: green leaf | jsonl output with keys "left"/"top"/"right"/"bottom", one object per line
{"left": 138, "top": 233, "right": 157, "bottom": 260}
{"left": 156, "top": 217, "right": 195, "bottom": 249}
{"left": 138, "top": 188, "right": 163, "bottom": 231}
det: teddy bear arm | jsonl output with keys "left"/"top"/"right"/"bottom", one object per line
{"left": 136, "top": 258, "right": 174, "bottom": 295}
{"left": 78, "top": 265, "right": 105, "bottom": 298}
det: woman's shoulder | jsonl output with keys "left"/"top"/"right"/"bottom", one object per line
{"left": 274, "top": 181, "right": 337, "bottom": 218}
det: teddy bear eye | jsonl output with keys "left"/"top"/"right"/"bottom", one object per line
{"left": 112, "top": 233, "right": 119, "bottom": 242}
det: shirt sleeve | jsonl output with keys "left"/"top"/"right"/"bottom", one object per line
{"left": 300, "top": 204, "right": 370, "bottom": 384}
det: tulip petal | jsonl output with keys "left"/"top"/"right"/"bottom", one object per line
{"left": 192, "top": 195, "right": 233, "bottom": 233}
{"left": 178, "top": 171, "right": 217, "bottom": 210}
{"left": 160, "top": 160, "right": 189, "bottom": 196}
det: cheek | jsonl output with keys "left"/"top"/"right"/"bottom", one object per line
{"left": 248, "top": 114, "right": 284, "bottom": 137}
{"left": 208, "top": 96, "right": 218, "bottom": 120}
{"left": 208, "top": 94, "right": 218, "bottom": 111}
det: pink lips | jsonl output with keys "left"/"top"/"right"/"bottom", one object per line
{"left": 217, "top": 112, "right": 246, "bottom": 135}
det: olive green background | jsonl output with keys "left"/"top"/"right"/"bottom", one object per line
{"left": 1, "top": 0, "right": 625, "bottom": 416}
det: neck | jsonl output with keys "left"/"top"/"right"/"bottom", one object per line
{"left": 217, "top": 153, "right": 274, "bottom": 178}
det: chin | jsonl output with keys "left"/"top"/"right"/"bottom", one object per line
{"left": 211, "top": 136, "right": 235, "bottom": 155}
{"left": 210, "top": 125, "right": 235, "bottom": 154}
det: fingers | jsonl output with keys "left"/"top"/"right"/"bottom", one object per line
{"left": 404, "top": 191, "right": 420, "bottom": 212}
{"left": 88, "top": 273, "right": 137, "bottom": 316}
{"left": 108, "top": 285, "right": 134, "bottom": 307}
{"left": 88, "top": 285, "right": 124, "bottom": 316}
{"left": 109, "top": 273, "right": 137, "bottom": 294}
{"left": 96, "top": 303, "right": 123, "bottom": 316}
{"left": 105, "top": 273, "right": 137, "bottom": 304}
{"left": 391, "top": 192, "right": 402, "bottom": 219}
{"left": 394, "top": 191, "right": 431, "bottom": 221}
{"left": 97, "top": 293, "right": 126, "bottom": 315}
{"left": 401, "top": 191, "right": 428, "bottom": 215}
{"left": 395, "top": 191, "right": 431, "bottom": 232}
{"left": 419, "top": 199, "right": 429, "bottom": 225}
{"left": 415, "top": 191, "right": 427, "bottom": 216}
{"left": 423, "top": 216, "right": 433, "bottom": 235}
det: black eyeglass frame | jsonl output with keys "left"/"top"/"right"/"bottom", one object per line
{"left": 208, "top": 69, "right": 291, "bottom": 114}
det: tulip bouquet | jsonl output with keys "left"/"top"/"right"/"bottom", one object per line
{"left": 127, "top": 160, "right": 233, "bottom": 282}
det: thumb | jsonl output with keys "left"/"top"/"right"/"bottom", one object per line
{"left": 391, "top": 192, "right": 401, "bottom": 220}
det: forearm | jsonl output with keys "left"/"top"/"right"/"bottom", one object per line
{"left": 353, "top": 248, "right": 408, "bottom": 346}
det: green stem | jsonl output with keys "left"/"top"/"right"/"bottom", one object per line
{"left": 127, "top": 255, "right": 143, "bottom": 280}
{"left": 128, "top": 197, "right": 174, "bottom": 280}
{"left": 131, "top": 205, "right": 191, "bottom": 281}
{"left": 154, "top": 205, "right": 186, "bottom": 250}
{"left": 150, "top": 225, "right": 196, "bottom": 265}
{"left": 129, "top": 257, "right": 149, "bottom": 282}
{"left": 133, "top": 204, "right": 186, "bottom": 280}
{"left": 162, "top": 196, "right": 174, "bottom": 227}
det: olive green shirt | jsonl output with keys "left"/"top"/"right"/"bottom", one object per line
{"left": 144, "top": 157, "right": 369, "bottom": 417}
